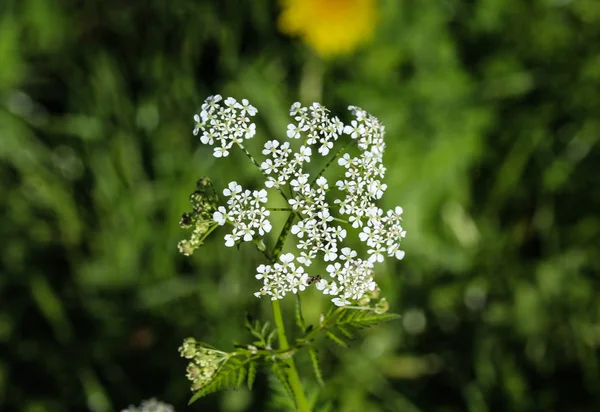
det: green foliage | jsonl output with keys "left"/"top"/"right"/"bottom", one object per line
{"left": 244, "top": 315, "right": 278, "bottom": 350}
{"left": 267, "top": 372, "right": 297, "bottom": 412}
{"left": 308, "top": 347, "right": 324, "bottom": 388}
{"left": 247, "top": 361, "right": 258, "bottom": 391}
{"left": 325, "top": 308, "right": 399, "bottom": 347}
{"left": 188, "top": 357, "right": 254, "bottom": 404}
{"left": 269, "top": 361, "right": 295, "bottom": 405}
{"left": 2, "top": 0, "right": 600, "bottom": 410}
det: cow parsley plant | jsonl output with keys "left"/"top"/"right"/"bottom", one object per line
{"left": 177, "top": 95, "right": 406, "bottom": 411}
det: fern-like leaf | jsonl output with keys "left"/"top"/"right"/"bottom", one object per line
{"left": 325, "top": 330, "right": 350, "bottom": 348}
{"left": 247, "top": 361, "right": 258, "bottom": 390}
{"left": 308, "top": 346, "right": 325, "bottom": 387}
{"left": 236, "top": 364, "right": 247, "bottom": 388}
{"left": 295, "top": 294, "right": 306, "bottom": 331}
{"left": 267, "top": 371, "right": 297, "bottom": 411}
{"left": 336, "top": 309, "right": 400, "bottom": 330}
{"left": 188, "top": 357, "right": 249, "bottom": 404}
{"left": 270, "top": 361, "right": 295, "bottom": 402}
{"left": 336, "top": 324, "right": 355, "bottom": 340}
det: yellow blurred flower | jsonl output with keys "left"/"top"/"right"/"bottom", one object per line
{"left": 278, "top": 0, "right": 378, "bottom": 57}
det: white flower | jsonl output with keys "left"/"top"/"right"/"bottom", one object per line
{"left": 236, "top": 98, "right": 258, "bottom": 116}
{"left": 332, "top": 297, "right": 350, "bottom": 307}
{"left": 343, "top": 119, "right": 365, "bottom": 139}
{"left": 213, "top": 207, "right": 228, "bottom": 226}
{"left": 189, "top": 97, "right": 406, "bottom": 306}
{"left": 223, "top": 181, "right": 242, "bottom": 197}
{"left": 213, "top": 147, "right": 228, "bottom": 157}
{"left": 289, "top": 102, "right": 302, "bottom": 115}
{"left": 315, "top": 176, "right": 328, "bottom": 192}
{"left": 287, "top": 124, "right": 301, "bottom": 139}
{"left": 279, "top": 253, "right": 295, "bottom": 264}
{"left": 224, "top": 234, "right": 236, "bottom": 247}
{"left": 224, "top": 97, "right": 237, "bottom": 108}
{"left": 201, "top": 94, "right": 222, "bottom": 111}
{"left": 245, "top": 123, "right": 256, "bottom": 139}
{"left": 263, "top": 140, "right": 279, "bottom": 155}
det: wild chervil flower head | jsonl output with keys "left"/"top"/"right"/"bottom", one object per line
{"left": 183, "top": 95, "right": 405, "bottom": 307}
{"left": 121, "top": 398, "right": 175, "bottom": 412}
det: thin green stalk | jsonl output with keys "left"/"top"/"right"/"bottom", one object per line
{"left": 269, "top": 212, "right": 310, "bottom": 411}
{"left": 272, "top": 299, "right": 311, "bottom": 412}
{"left": 237, "top": 142, "right": 289, "bottom": 201}
{"left": 310, "top": 138, "right": 356, "bottom": 185}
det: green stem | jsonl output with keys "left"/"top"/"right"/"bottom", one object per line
{"left": 272, "top": 300, "right": 311, "bottom": 412}
{"left": 269, "top": 212, "right": 310, "bottom": 411}
{"left": 237, "top": 142, "right": 289, "bottom": 201}
{"left": 310, "top": 138, "right": 356, "bottom": 185}
{"left": 331, "top": 216, "right": 349, "bottom": 224}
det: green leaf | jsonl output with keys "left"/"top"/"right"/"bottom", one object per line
{"left": 336, "top": 324, "right": 354, "bottom": 340}
{"left": 261, "top": 321, "right": 271, "bottom": 338}
{"left": 337, "top": 309, "right": 400, "bottom": 330}
{"left": 325, "top": 330, "right": 350, "bottom": 348}
{"left": 188, "top": 357, "right": 252, "bottom": 404}
{"left": 247, "top": 361, "right": 258, "bottom": 390}
{"left": 271, "top": 361, "right": 295, "bottom": 401}
{"left": 295, "top": 294, "right": 306, "bottom": 331}
{"left": 308, "top": 347, "right": 325, "bottom": 387}
{"left": 267, "top": 371, "right": 297, "bottom": 411}
{"left": 267, "top": 328, "right": 278, "bottom": 347}
{"left": 236, "top": 364, "right": 247, "bottom": 388}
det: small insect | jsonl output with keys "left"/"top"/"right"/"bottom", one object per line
{"left": 307, "top": 275, "right": 322, "bottom": 285}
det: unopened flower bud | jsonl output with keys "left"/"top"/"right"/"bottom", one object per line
{"left": 178, "top": 337, "right": 198, "bottom": 359}
{"left": 375, "top": 298, "right": 389, "bottom": 314}
{"left": 186, "top": 363, "right": 201, "bottom": 380}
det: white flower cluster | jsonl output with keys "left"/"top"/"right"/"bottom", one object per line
{"left": 121, "top": 398, "right": 175, "bottom": 412}
{"left": 255, "top": 253, "right": 309, "bottom": 300}
{"left": 193, "top": 95, "right": 257, "bottom": 158}
{"left": 213, "top": 181, "right": 272, "bottom": 247}
{"left": 192, "top": 96, "right": 406, "bottom": 306}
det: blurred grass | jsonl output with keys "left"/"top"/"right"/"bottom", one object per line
{"left": 1, "top": 0, "right": 600, "bottom": 411}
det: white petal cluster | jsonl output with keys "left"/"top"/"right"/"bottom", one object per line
{"left": 193, "top": 97, "right": 406, "bottom": 306}
{"left": 213, "top": 181, "right": 272, "bottom": 247}
{"left": 359, "top": 206, "right": 407, "bottom": 263}
{"left": 121, "top": 398, "right": 174, "bottom": 412}
{"left": 289, "top": 102, "right": 344, "bottom": 156}
{"left": 289, "top": 175, "right": 347, "bottom": 265}
{"left": 254, "top": 253, "right": 309, "bottom": 300}
{"left": 316, "top": 248, "right": 377, "bottom": 306}
{"left": 193, "top": 95, "right": 257, "bottom": 158}
{"left": 260, "top": 140, "right": 310, "bottom": 189}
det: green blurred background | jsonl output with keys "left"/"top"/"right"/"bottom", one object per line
{"left": 2, "top": 0, "right": 600, "bottom": 411}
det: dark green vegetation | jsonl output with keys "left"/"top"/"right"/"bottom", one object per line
{"left": 1, "top": 0, "right": 600, "bottom": 411}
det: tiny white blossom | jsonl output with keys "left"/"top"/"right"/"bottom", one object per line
{"left": 213, "top": 206, "right": 228, "bottom": 226}
{"left": 213, "top": 147, "right": 228, "bottom": 157}
{"left": 224, "top": 97, "right": 237, "bottom": 108}
{"left": 287, "top": 124, "right": 301, "bottom": 139}
{"left": 236, "top": 98, "right": 258, "bottom": 116}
